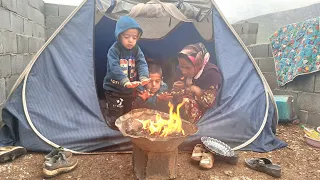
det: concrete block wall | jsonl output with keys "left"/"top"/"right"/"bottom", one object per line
{"left": 248, "top": 43, "right": 320, "bottom": 127}
{"left": 0, "top": 0, "right": 46, "bottom": 123}
{"left": 232, "top": 21, "right": 259, "bottom": 46}
{"left": 44, "top": 3, "right": 76, "bottom": 39}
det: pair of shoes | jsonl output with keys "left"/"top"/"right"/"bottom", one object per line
{"left": 43, "top": 147, "right": 77, "bottom": 178}
{"left": 191, "top": 144, "right": 215, "bottom": 169}
{"left": 0, "top": 146, "right": 27, "bottom": 163}
{"left": 44, "top": 147, "right": 72, "bottom": 161}
{"left": 245, "top": 158, "right": 281, "bottom": 178}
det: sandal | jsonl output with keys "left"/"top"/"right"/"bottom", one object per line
{"left": 245, "top": 158, "right": 281, "bottom": 178}
{"left": 199, "top": 152, "right": 214, "bottom": 169}
{"left": 191, "top": 144, "right": 205, "bottom": 161}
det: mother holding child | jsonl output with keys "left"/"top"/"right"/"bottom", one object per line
{"left": 103, "top": 16, "right": 222, "bottom": 130}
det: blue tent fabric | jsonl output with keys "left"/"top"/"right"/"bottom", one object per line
{"left": 0, "top": 0, "right": 286, "bottom": 152}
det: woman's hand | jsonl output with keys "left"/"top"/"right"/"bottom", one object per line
{"left": 125, "top": 81, "right": 141, "bottom": 89}
{"left": 157, "top": 92, "right": 173, "bottom": 101}
{"left": 190, "top": 85, "right": 203, "bottom": 97}
{"left": 173, "top": 81, "right": 185, "bottom": 90}
{"left": 138, "top": 90, "right": 153, "bottom": 100}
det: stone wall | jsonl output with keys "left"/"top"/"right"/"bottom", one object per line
{"left": 0, "top": 0, "right": 46, "bottom": 123}
{"left": 44, "top": 3, "right": 76, "bottom": 39}
{"left": 248, "top": 43, "right": 320, "bottom": 127}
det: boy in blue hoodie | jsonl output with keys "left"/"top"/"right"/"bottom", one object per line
{"left": 103, "top": 16, "right": 149, "bottom": 130}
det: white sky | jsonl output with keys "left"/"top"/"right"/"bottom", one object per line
{"left": 44, "top": 0, "right": 320, "bottom": 22}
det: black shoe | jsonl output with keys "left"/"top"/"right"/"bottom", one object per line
{"left": 0, "top": 146, "right": 27, "bottom": 163}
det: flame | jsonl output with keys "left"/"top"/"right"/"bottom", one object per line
{"left": 138, "top": 98, "right": 188, "bottom": 137}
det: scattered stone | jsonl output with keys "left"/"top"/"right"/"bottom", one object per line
{"left": 224, "top": 171, "right": 233, "bottom": 176}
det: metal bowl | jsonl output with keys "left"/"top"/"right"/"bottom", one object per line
{"left": 201, "top": 137, "right": 235, "bottom": 157}
{"left": 115, "top": 108, "right": 198, "bottom": 152}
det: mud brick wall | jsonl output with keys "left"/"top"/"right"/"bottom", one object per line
{"left": 0, "top": 0, "right": 46, "bottom": 123}
{"left": 44, "top": 3, "right": 76, "bottom": 40}
{"left": 248, "top": 43, "right": 320, "bottom": 127}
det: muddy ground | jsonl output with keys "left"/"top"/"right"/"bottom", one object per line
{"left": 0, "top": 123, "right": 319, "bottom": 180}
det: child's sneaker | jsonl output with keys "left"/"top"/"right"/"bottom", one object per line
{"left": 43, "top": 152, "right": 78, "bottom": 178}
{"left": 45, "top": 147, "right": 72, "bottom": 161}
{"left": 0, "top": 146, "right": 27, "bottom": 163}
{"left": 191, "top": 144, "right": 205, "bottom": 161}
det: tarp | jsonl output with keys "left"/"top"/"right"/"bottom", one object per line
{"left": 0, "top": 0, "right": 286, "bottom": 152}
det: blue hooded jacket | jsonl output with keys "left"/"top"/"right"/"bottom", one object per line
{"left": 103, "top": 16, "right": 149, "bottom": 94}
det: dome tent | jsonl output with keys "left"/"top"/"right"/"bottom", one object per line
{"left": 0, "top": 0, "right": 286, "bottom": 152}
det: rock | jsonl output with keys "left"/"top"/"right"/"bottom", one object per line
{"left": 224, "top": 171, "right": 233, "bottom": 176}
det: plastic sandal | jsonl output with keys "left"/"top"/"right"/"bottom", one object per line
{"left": 245, "top": 158, "right": 281, "bottom": 178}
{"left": 191, "top": 144, "right": 206, "bottom": 161}
{"left": 199, "top": 152, "right": 214, "bottom": 169}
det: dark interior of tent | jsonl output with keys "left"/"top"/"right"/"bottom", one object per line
{"left": 94, "top": 16, "right": 218, "bottom": 102}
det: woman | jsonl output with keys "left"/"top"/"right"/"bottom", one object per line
{"left": 159, "top": 43, "right": 222, "bottom": 123}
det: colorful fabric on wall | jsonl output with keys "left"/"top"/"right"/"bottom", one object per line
{"left": 269, "top": 17, "right": 320, "bottom": 86}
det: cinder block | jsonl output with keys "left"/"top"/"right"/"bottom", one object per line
{"left": 17, "top": 34, "right": 29, "bottom": 53}
{"left": 16, "top": 0, "right": 28, "bottom": 17}
{"left": 1, "top": 0, "right": 17, "bottom": 12}
{"left": 11, "top": 12, "right": 24, "bottom": 34}
{"left": 0, "top": 7, "right": 11, "bottom": 30}
{"left": 307, "top": 112, "right": 320, "bottom": 127}
{"left": 46, "top": 28, "right": 56, "bottom": 39}
{"left": 242, "top": 22, "right": 259, "bottom": 34}
{"left": 263, "top": 72, "right": 278, "bottom": 90}
{"left": 27, "top": 5, "right": 35, "bottom": 21}
{"left": 58, "top": 4, "right": 76, "bottom": 17}
{"left": 28, "top": 37, "right": 44, "bottom": 53}
{"left": 231, "top": 24, "right": 242, "bottom": 35}
{"left": 0, "top": 78, "right": 5, "bottom": 105}
{"left": 28, "top": 37, "right": 38, "bottom": 53}
{"left": 0, "top": 30, "right": 17, "bottom": 53}
{"left": 44, "top": 3, "right": 58, "bottom": 16}
{"left": 5, "top": 75, "right": 19, "bottom": 97}
{"left": 34, "top": 8, "right": 45, "bottom": 26}
{"left": 286, "top": 74, "right": 315, "bottom": 92}
{"left": 28, "top": 0, "right": 40, "bottom": 11}
{"left": 23, "top": 19, "right": 33, "bottom": 36}
{"left": 34, "top": 24, "right": 45, "bottom": 39}
{"left": 132, "top": 144, "right": 177, "bottom": 180}
{"left": 11, "top": 55, "right": 25, "bottom": 75}
{"left": 297, "top": 92, "right": 320, "bottom": 113}
{"left": 249, "top": 44, "right": 271, "bottom": 58}
{"left": 314, "top": 73, "right": 320, "bottom": 93}
{"left": 299, "top": 110, "right": 308, "bottom": 124}
{"left": 24, "top": 54, "right": 34, "bottom": 64}
{"left": 240, "top": 34, "right": 257, "bottom": 46}
{"left": 45, "top": 16, "right": 66, "bottom": 29}
{"left": 257, "top": 57, "right": 275, "bottom": 72}
{"left": 0, "top": 55, "right": 12, "bottom": 78}
{"left": 39, "top": 0, "right": 44, "bottom": 13}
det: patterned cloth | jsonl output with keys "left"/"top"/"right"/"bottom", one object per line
{"left": 269, "top": 17, "right": 320, "bottom": 86}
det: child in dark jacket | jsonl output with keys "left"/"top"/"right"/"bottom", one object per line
{"left": 133, "top": 63, "right": 169, "bottom": 113}
{"left": 103, "top": 16, "right": 149, "bottom": 130}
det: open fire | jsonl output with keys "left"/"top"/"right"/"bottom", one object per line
{"left": 136, "top": 98, "right": 188, "bottom": 138}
